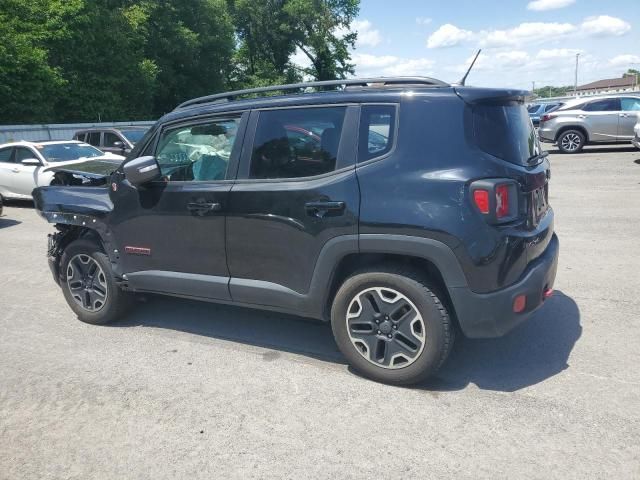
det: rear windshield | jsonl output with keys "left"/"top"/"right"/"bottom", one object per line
{"left": 121, "top": 129, "right": 147, "bottom": 144}
{"left": 473, "top": 102, "right": 539, "bottom": 165}
{"left": 38, "top": 143, "right": 104, "bottom": 162}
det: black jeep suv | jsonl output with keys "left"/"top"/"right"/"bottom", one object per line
{"left": 33, "top": 77, "right": 558, "bottom": 385}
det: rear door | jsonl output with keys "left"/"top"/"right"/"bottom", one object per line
{"left": 583, "top": 98, "right": 621, "bottom": 141}
{"left": 0, "top": 147, "right": 17, "bottom": 197}
{"left": 111, "top": 113, "right": 247, "bottom": 300}
{"left": 618, "top": 98, "right": 640, "bottom": 139}
{"left": 226, "top": 105, "right": 359, "bottom": 305}
{"left": 103, "top": 131, "right": 125, "bottom": 155}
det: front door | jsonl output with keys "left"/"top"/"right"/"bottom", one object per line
{"left": 618, "top": 98, "right": 640, "bottom": 140}
{"left": 226, "top": 105, "right": 360, "bottom": 306}
{"left": 110, "top": 114, "right": 247, "bottom": 301}
{"left": 12, "top": 147, "right": 42, "bottom": 196}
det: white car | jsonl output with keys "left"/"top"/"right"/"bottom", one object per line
{"left": 633, "top": 115, "right": 640, "bottom": 150}
{"left": 0, "top": 140, "right": 124, "bottom": 200}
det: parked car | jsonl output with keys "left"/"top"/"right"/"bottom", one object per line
{"left": 0, "top": 140, "right": 123, "bottom": 201}
{"left": 539, "top": 95, "right": 640, "bottom": 153}
{"left": 633, "top": 115, "right": 640, "bottom": 150}
{"left": 73, "top": 127, "right": 149, "bottom": 156}
{"left": 33, "top": 77, "right": 558, "bottom": 385}
{"left": 527, "top": 103, "right": 563, "bottom": 127}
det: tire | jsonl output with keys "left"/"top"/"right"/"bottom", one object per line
{"left": 331, "top": 267, "right": 454, "bottom": 385}
{"left": 59, "top": 238, "right": 132, "bottom": 325}
{"left": 557, "top": 129, "right": 585, "bottom": 154}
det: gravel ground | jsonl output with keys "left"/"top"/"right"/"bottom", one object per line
{"left": 1, "top": 144, "right": 639, "bottom": 479}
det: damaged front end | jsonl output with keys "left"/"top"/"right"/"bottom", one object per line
{"left": 44, "top": 159, "right": 120, "bottom": 187}
{"left": 33, "top": 184, "right": 120, "bottom": 286}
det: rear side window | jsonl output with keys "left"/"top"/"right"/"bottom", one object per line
{"left": 584, "top": 98, "right": 620, "bottom": 111}
{"left": 75, "top": 133, "right": 86, "bottom": 142}
{"left": 472, "top": 102, "right": 539, "bottom": 165}
{"left": 358, "top": 105, "right": 396, "bottom": 162}
{"left": 249, "top": 107, "right": 346, "bottom": 179}
{"left": 0, "top": 148, "right": 13, "bottom": 163}
{"left": 87, "top": 132, "right": 101, "bottom": 146}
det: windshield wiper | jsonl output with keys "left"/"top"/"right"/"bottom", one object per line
{"left": 527, "top": 150, "right": 549, "bottom": 165}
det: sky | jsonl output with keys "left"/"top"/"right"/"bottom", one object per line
{"left": 300, "top": 0, "right": 640, "bottom": 89}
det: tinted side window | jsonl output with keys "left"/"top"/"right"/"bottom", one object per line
{"left": 87, "top": 132, "right": 101, "bottom": 146}
{"left": 104, "top": 132, "right": 121, "bottom": 147}
{"left": 583, "top": 99, "right": 621, "bottom": 112}
{"left": 155, "top": 118, "right": 240, "bottom": 181}
{"left": 621, "top": 98, "right": 640, "bottom": 111}
{"left": 250, "top": 107, "right": 346, "bottom": 179}
{"left": 0, "top": 148, "right": 13, "bottom": 163}
{"left": 359, "top": 105, "right": 396, "bottom": 162}
{"left": 75, "top": 133, "right": 86, "bottom": 142}
{"left": 15, "top": 147, "right": 38, "bottom": 163}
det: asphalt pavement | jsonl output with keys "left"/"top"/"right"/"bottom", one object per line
{"left": 1, "top": 144, "right": 639, "bottom": 479}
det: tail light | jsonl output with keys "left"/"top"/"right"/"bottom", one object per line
{"left": 470, "top": 179, "right": 519, "bottom": 223}
{"left": 540, "top": 114, "right": 556, "bottom": 123}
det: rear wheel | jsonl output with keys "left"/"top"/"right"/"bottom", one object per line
{"left": 60, "top": 239, "right": 132, "bottom": 325}
{"left": 557, "top": 129, "right": 585, "bottom": 154}
{"left": 331, "top": 268, "right": 454, "bottom": 385}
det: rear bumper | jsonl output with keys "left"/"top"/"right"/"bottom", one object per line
{"left": 632, "top": 136, "right": 640, "bottom": 149}
{"left": 538, "top": 127, "right": 556, "bottom": 143}
{"left": 450, "top": 233, "right": 559, "bottom": 338}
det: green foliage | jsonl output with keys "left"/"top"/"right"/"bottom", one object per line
{"left": 533, "top": 85, "right": 573, "bottom": 99}
{"left": 0, "top": 0, "right": 359, "bottom": 123}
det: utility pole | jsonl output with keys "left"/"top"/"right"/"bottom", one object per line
{"left": 532, "top": 81, "right": 535, "bottom": 94}
{"left": 573, "top": 53, "right": 580, "bottom": 97}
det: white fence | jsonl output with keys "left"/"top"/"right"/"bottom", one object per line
{"left": 0, "top": 120, "right": 156, "bottom": 144}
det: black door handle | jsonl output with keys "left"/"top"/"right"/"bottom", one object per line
{"left": 187, "top": 201, "right": 222, "bottom": 215}
{"left": 305, "top": 201, "right": 346, "bottom": 218}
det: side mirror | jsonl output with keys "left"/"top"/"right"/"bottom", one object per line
{"left": 123, "top": 156, "right": 160, "bottom": 186}
{"left": 21, "top": 158, "right": 41, "bottom": 166}
{"left": 113, "top": 141, "right": 124, "bottom": 148}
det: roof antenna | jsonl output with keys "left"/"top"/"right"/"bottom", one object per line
{"left": 459, "top": 49, "right": 481, "bottom": 86}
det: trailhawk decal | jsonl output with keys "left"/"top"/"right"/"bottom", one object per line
{"left": 124, "top": 246, "right": 151, "bottom": 256}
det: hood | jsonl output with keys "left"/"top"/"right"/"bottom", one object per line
{"left": 43, "top": 158, "right": 122, "bottom": 178}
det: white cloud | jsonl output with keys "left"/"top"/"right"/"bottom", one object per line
{"left": 481, "top": 22, "right": 576, "bottom": 47}
{"left": 609, "top": 54, "right": 640, "bottom": 67}
{"left": 527, "top": 0, "right": 575, "bottom": 11}
{"left": 352, "top": 53, "right": 434, "bottom": 77}
{"left": 536, "top": 48, "right": 582, "bottom": 59}
{"left": 352, "top": 20, "right": 383, "bottom": 47}
{"left": 427, "top": 24, "right": 473, "bottom": 48}
{"left": 416, "top": 17, "right": 432, "bottom": 26}
{"left": 581, "top": 15, "right": 631, "bottom": 37}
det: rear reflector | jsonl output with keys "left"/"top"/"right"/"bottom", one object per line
{"left": 543, "top": 288, "right": 553, "bottom": 299}
{"left": 473, "top": 189, "right": 490, "bottom": 214}
{"left": 513, "top": 295, "right": 526, "bottom": 313}
{"left": 495, "top": 184, "right": 509, "bottom": 218}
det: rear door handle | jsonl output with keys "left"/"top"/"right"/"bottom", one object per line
{"left": 187, "top": 201, "right": 222, "bottom": 215}
{"left": 11, "top": 168, "right": 20, "bottom": 173}
{"left": 578, "top": 114, "right": 587, "bottom": 119}
{"left": 305, "top": 201, "right": 346, "bottom": 218}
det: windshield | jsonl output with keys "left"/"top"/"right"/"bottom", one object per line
{"left": 38, "top": 143, "right": 104, "bottom": 162}
{"left": 121, "top": 129, "right": 147, "bottom": 144}
{"left": 473, "top": 102, "right": 540, "bottom": 165}
{"left": 527, "top": 105, "right": 540, "bottom": 113}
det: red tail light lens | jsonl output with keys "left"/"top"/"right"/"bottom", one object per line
{"left": 495, "top": 184, "right": 509, "bottom": 218}
{"left": 473, "top": 190, "right": 490, "bottom": 214}
{"left": 540, "top": 114, "right": 556, "bottom": 123}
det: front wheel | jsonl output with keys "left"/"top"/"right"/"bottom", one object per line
{"left": 557, "top": 129, "right": 585, "bottom": 154}
{"left": 331, "top": 268, "right": 454, "bottom": 385}
{"left": 60, "top": 239, "right": 132, "bottom": 325}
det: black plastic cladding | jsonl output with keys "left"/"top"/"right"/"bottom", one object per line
{"left": 33, "top": 83, "right": 557, "bottom": 337}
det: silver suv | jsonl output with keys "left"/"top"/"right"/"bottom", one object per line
{"left": 538, "top": 95, "right": 640, "bottom": 153}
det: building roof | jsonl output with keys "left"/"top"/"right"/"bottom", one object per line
{"left": 577, "top": 75, "right": 637, "bottom": 91}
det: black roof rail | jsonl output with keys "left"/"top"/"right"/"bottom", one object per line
{"left": 175, "top": 76, "right": 449, "bottom": 110}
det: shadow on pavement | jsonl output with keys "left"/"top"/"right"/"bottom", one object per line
{"left": 116, "top": 290, "right": 580, "bottom": 393}
{"left": 0, "top": 218, "right": 22, "bottom": 229}
{"left": 547, "top": 146, "right": 637, "bottom": 155}
{"left": 426, "top": 291, "right": 581, "bottom": 392}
